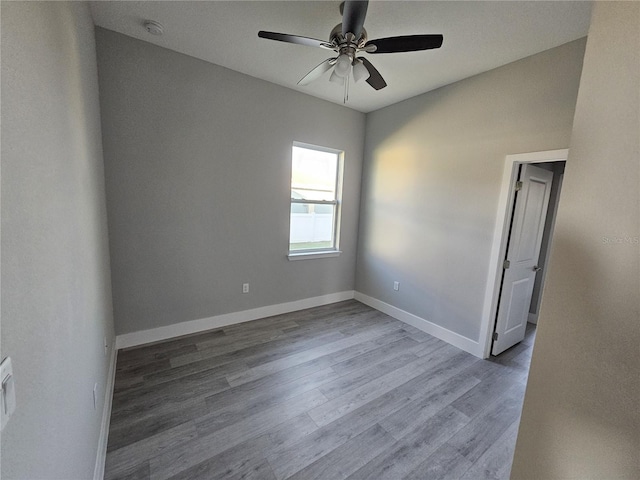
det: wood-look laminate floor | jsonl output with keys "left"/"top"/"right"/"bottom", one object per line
{"left": 105, "top": 300, "right": 536, "bottom": 480}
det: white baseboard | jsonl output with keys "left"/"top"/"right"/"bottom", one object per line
{"left": 94, "top": 343, "right": 117, "bottom": 480}
{"left": 115, "top": 291, "right": 356, "bottom": 350}
{"left": 354, "top": 292, "right": 484, "bottom": 358}
{"left": 114, "top": 289, "right": 482, "bottom": 357}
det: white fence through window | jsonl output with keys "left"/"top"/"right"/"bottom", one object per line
{"left": 290, "top": 212, "right": 333, "bottom": 243}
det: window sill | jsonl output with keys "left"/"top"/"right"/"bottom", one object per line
{"left": 287, "top": 250, "right": 342, "bottom": 261}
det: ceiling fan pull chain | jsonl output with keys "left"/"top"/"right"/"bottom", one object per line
{"left": 344, "top": 73, "right": 349, "bottom": 103}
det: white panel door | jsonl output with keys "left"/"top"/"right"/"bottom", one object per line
{"left": 492, "top": 164, "right": 553, "bottom": 355}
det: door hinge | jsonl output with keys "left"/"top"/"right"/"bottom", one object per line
{"left": 515, "top": 181, "right": 523, "bottom": 191}
{"left": 493, "top": 332, "right": 499, "bottom": 341}
{"left": 503, "top": 259, "right": 510, "bottom": 269}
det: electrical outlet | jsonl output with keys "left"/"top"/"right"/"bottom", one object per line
{"left": 104, "top": 337, "right": 108, "bottom": 357}
{"left": 242, "top": 283, "right": 249, "bottom": 294}
{"left": 393, "top": 281, "right": 400, "bottom": 291}
{"left": 1, "top": 357, "right": 16, "bottom": 431}
{"left": 93, "top": 383, "right": 98, "bottom": 410}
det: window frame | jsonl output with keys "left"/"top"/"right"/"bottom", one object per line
{"left": 288, "top": 141, "right": 344, "bottom": 260}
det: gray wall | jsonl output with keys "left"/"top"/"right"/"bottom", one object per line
{"left": 1, "top": 2, "right": 115, "bottom": 479}
{"left": 512, "top": 2, "right": 640, "bottom": 477}
{"left": 95, "top": 29, "right": 365, "bottom": 335}
{"left": 356, "top": 39, "right": 586, "bottom": 341}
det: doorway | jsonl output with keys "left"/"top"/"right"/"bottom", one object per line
{"left": 479, "top": 150, "right": 568, "bottom": 358}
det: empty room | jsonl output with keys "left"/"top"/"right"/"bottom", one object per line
{"left": 1, "top": 1, "right": 638, "bottom": 480}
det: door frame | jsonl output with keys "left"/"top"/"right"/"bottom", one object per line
{"left": 479, "top": 149, "right": 568, "bottom": 359}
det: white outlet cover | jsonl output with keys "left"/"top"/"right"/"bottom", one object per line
{"left": 1, "top": 357, "right": 16, "bottom": 431}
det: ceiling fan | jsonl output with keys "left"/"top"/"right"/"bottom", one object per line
{"left": 258, "top": 0, "right": 443, "bottom": 93}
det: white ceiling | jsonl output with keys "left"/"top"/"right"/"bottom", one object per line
{"left": 90, "top": 1, "right": 592, "bottom": 113}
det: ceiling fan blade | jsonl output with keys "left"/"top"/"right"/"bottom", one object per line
{"left": 258, "top": 31, "right": 333, "bottom": 49}
{"left": 365, "top": 34, "right": 443, "bottom": 53}
{"left": 341, "top": 1, "right": 368, "bottom": 38}
{"left": 360, "top": 57, "right": 387, "bottom": 90}
{"left": 298, "top": 58, "right": 337, "bottom": 86}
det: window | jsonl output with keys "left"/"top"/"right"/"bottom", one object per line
{"left": 289, "top": 142, "right": 343, "bottom": 258}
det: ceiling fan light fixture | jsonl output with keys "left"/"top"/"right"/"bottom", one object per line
{"left": 329, "top": 69, "right": 345, "bottom": 85}
{"left": 352, "top": 59, "right": 369, "bottom": 83}
{"left": 334, "top": 53, "right": 352, "bottom": 77}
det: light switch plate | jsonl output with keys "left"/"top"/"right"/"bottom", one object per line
{"left": 1, "top": 357, "right": 16, "bottom": 431}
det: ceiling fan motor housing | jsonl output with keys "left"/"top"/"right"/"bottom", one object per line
{"left": 330, "top": 24, "right": 367, "bottom": 61}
